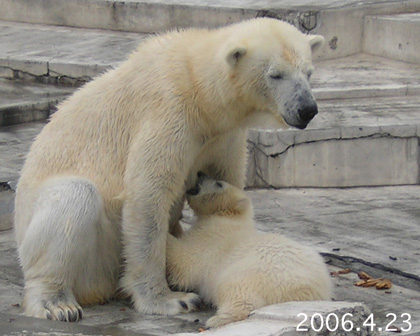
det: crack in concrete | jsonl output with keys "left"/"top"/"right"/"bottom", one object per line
{"left": 248, "top": 132, "right": 419, "bottom": 160}
{"left": 1, "top": 65, "right": 91, "bottom": 85}
{"left": 0, "top": 182, "right": 12, "bottom": 191}
{"left": 251, "top": 147, "right": 276, "bottom": 189}
{"left": 46, "top": 46, "right": 63, "bottom": 78}
{"left": 247, "top": 131, "right": 420, "bottom": 187}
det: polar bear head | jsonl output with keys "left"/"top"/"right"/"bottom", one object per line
{"left": 221, "top": 18, "right": 324, "bottom": 129}
{"left": 186, "top": 173, "right": 252, "bottom": 217}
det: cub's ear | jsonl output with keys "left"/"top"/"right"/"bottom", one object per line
{"left": 226, "top": 46, "right": 247, "bottom": 67}
{"left": 308, "top": 35, "right": 325, "bottom": 54}
{"left": 235, "top": 197, "right": 251, "bottom": 213}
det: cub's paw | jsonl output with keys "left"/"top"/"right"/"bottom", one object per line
{"left": 133, "top": 291, "right": 202, "bottom": 315}
{"left": 205, "top": 315, "right": 232, "bottom": 329}
{"left": 205, "top": 310, "right": 248, "bottom": 329}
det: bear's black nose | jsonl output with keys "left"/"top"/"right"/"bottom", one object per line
{"left": 298, "top": 103, "right": 318, "bottom": 123}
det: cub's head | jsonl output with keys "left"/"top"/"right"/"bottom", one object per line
{"left": 221, "top": 18, "right": 324, "bottom": 129}
{"left": 186, "top": 173, "right": 251, "bottom": 218}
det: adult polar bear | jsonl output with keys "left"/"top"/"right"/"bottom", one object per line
{"left": 14, "top": 18, "right": 324, "bottom": 321}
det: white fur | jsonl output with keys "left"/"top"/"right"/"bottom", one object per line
{"left": 14, "top": 18, "right": 323, "bottom": 320}
{"left": 167, "top": 178, "right": 332, "bottom": 328}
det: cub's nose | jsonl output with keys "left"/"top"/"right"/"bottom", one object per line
{"left": 197, "top": 171, "right": 207, "bottom": 179}
{"left": 186, "top": 172, "right": 207, "bottom": 196}
{"left": 186, "top": 186, "right": 200, "bottom": 196}
{"left": 197, "top": 171, "right": 209, "bottom": 184}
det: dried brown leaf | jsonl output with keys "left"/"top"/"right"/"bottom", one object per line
{"left": 376, "top": 279, "right": 392, "bottom": 290}
{"left": 355, "top": 279, "right": 381, "bottom": 287}
{"left": 357, "top": 271, "right": 372, "bottom": 280}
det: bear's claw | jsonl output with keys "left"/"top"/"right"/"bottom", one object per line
{"left": 45, "top": 301, "right": 83, "bottom": 322}
{"left": 61, "top": 307, "right": 82, "bottom": 322}
{"left": 23, "top": 285, "right": 84, "bottom": 322}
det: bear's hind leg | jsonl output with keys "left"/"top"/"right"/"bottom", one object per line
{"left": 18, "top": 177, "right": 118, "bottom": 321}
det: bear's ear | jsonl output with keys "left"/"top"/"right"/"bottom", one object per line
{"left": 226, "top": 46, "right": 247, "bottom": 67}
{"left": 308, "top": 35, "right": 325, "bottom": 54}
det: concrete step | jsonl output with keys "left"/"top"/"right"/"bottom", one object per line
{"left": 1, "top": 20, "right": 419, "bottom": 100}
{"left": 0, "top": 79, "right": 74, "bottom": 126}
{"left": 2, "top": 0, "right": 420, "bottom": 61}
{"left": 246, "top": 95, "right": 420, "bottom": 188}
{"left": 364, "top": 13, "right": 420, "bottom": 64}
{"left": 313, "top": 54, "right": 420, "bottom": 100}
{"left": 0, "top": 121, "right": 46, "bottom": 231}
{"left": 0, "top": 21, "right": 147, "bottom": 86}
{"left": 0, "top": 121, "right": 44, "bottom": 185}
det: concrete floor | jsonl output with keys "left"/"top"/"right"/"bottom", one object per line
{"left": 1, "top": 186, "right": 420, "bottom": 335}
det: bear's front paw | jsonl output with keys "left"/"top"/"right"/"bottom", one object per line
{"left": 23, "top": 288, "right": 83, "bottom": 322}
{"left": 133, "top": 291, "right": 202, "bottom": 315}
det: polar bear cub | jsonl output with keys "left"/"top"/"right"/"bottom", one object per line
{"left": 166, "top": 174, "right": 332, "bottom": 328}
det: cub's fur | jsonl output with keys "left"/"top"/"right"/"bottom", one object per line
{"left": 167, "top": 175, "right": 332, "bottom": 328}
